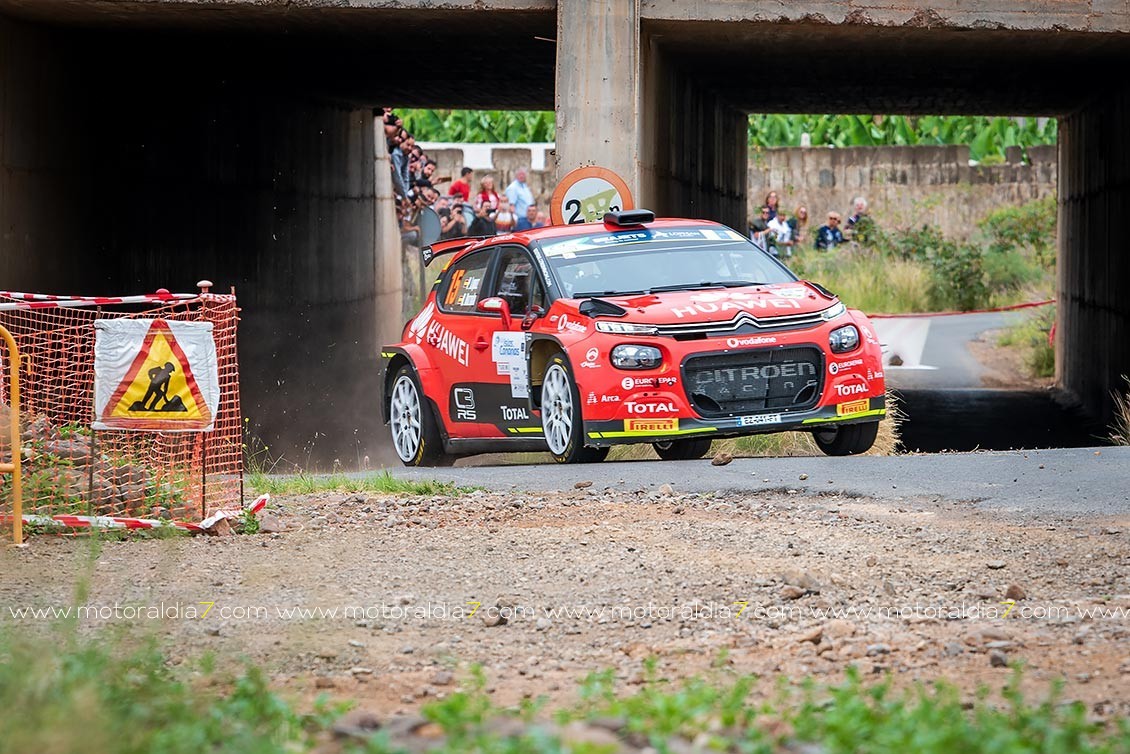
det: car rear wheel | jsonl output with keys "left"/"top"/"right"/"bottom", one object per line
{"left": 389, "top": 366, "right": 452, "bottom": 467}
{"left": 541, "top": 353, "right": 608, "bottom": 464}
{"left": 813, "top": 421, "right": 879, "bottom": 456}
{"left": 652, "top": 438, "right": 712, "bottom": 461}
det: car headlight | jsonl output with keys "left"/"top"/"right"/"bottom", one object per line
{"left": 611, "top": 344, "right": 663, "bottom": 370}
{"left": 829, "top": 325, "right": 860, "bottom": 353}
{"left": 820, "top": 301, "right": 846, "bottom": 321}
{"left": 596, "top": 321, "right": 659, "bottom": 335}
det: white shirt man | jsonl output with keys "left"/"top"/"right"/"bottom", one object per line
{"left": 768, "top": 214, "right": 792, "bottom": 245}
{"left": 505, "top": 168, "right": 535, "bottom": 217}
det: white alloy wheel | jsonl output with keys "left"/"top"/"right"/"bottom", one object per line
{"left": 390, "top": 374, "right": 422, "bottom": 463}
{"left": 542, "top": 363, "right": 574, "bottom": 455}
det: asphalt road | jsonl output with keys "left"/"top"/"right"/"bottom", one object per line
{"left": 387, "top": 445, "right": 1130, "bottom": 517}
{"left": 881, "top": 310, "right": 1026, "bottom": 390}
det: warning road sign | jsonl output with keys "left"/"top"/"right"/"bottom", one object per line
{"left": 93, "top": 319, "right": 220, "bottom": 431}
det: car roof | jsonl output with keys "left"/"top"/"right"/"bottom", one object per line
{"left": 445, "top": 217, "right": 731, "bottom": 264}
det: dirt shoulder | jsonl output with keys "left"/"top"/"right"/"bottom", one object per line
{"left": 968, "top": 327, "right": 1054, "bottom": 390}
{"left": 2, "top": 484, "right": 1127, "bottom": 719}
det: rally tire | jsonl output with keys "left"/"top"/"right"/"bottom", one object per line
{"left": 652, "top": 438, "right": 712, "bottom": 461}
{"left": 389, "top": 365, "right": 452, "bottom": 467}
{"left": 813, "top": 421, "right": 879, "bottom": 456}
{"left": 541, "top": 352, "right": 607, "bottom": 464}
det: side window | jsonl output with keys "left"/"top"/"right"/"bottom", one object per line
{"left": 439, "top": 251, "right": 492, "bottom": 314}
{"left": 490, "top": 247, "right": 543, "bottom": 316}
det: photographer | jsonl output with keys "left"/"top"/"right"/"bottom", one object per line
{"left": 439, "top": 200, "right": 468, "bottom": 239}
{"left": 469, "top": 175, "right": 500, "bottom": 235}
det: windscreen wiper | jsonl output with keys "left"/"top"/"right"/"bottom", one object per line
{"left": 572, "top": 289, "right": 647, "bottom": 297}
{"left": 645, "top": 280, "right": 763, "bottom": 293}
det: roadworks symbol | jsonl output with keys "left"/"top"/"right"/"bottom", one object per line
{"left": 106, "top": 319, "right": 211, "bottom": 427}
{"left": 579, "top": 189, "right": 619, "bottom": 223}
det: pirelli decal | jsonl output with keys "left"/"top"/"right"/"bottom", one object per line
{"left": 836, "top": 399, "right": 870, "bottom": 417}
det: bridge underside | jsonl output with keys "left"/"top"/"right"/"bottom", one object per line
{"left": 1, "top": 1, "right": 1128, "bottom": 462}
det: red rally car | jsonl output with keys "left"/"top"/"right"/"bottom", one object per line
{"left": 381, "top": 210, "right": 886, "bottom": 466}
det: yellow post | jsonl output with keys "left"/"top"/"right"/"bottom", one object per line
{"left": 0, "top": 325, "right": 21, "bottom": 545}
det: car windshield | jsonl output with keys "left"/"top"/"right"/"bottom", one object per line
{"left": 536, "top": 226, "right": 796, "bottom": 298}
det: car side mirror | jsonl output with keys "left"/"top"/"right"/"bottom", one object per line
{"left": 521, "top": 305, "right": 545, "bottom": 331}
{"left": 477, "top": 296, "right": 512, "bottom": 328}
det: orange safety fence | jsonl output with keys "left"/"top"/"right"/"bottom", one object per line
{"left": 0, "top": 288, "right": 242, "bottom": 530}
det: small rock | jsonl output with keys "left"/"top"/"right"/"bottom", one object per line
{"left": 781, "top": 585, "right": 807, "bottom": 600}
{"left": 536, "top": 617, "right": 553, "bottom": 631}
{"left": 865, "top": 555, "right": 878, "bottom": 567}
{"left": 258, "top": 514, "right": 285, "bottom": 534}
{"left": 986, "top": 560, "right": 1006, "bottom": 570}
{"left": 823, "top": 619, "right": 856, "bottom": 640}
{"left": 483, "top": 612, "right": 507, "bottom": 627}
{"left": 866, "top": 643, "right": 891, "bottom": 656}
{"left": 797, "top": 626, "right": 823, "bottom": 644}
{"left": 400, "top": 645, "right": 415, "bottom": 654}
{"left": 316, "top": 649, "right": 339, "bottom": 660}
{"left": 989, "top": 650, "right": 1009, "bottom": 668}
{"left": 315, "top": 676, "right": 336, "bottom": 689}
{"left": 799, "top": 473, "right": 809, "bottom": 481}
{"left": 711, "top": 452, "right": 733, "bottom": 467}
{"left": 204, "top": 627, "right": 221, "bottom": 637}
{"left": 350, "top": 667, "right": 374, "bottom": 675}
{"left": 574, "top": 480, "right": 593, "bottom": 489}
{"left": 348, "top": 639, "right": 366, "bottom": 648}
{"left": 331, "top": 709, "right": 382, "bottom": 739}
{"left": 205, "top": 517, "right": 232, "bottom": 537}
{"left": 431, "top": 670, "right": 454, "bottom": 686}
{"left": 658, "top": 483, "right": 675, "bottom": 496}
{"left": 1004, "top": 584, "right": 1027, "bottom": 601}
{"left": 943, "top": 642, "right": 964, "bottom": 657}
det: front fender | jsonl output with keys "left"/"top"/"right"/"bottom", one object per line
{"left": 380, "top": 343, "right": 440, "bottom": 424}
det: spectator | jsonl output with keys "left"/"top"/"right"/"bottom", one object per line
{"left": 845, "top": 196, "right": 875, "bottom": 244}
{"left": 515, "top": 204, "right": 542, "bottom": 231}
{"left": 505, "top": 167, "right": 535, "bottom": 217}
{"left": 440, "top": 201, "right": 468, "bottom": 239}
{"left": 814, "top": 211, "right": 845, "bottom": 251}
{"left": 749, "top": 205, "right": 773, "bottom": 246}
{"left": 535, "top": 210, "right": 548, "bottom": 227}
{"left": 469, "top": 176, "right": 500, "bottom": 235}
{"left": 391, "top": 133, "right": 413, "bottom": 200}
{"left": 768, "top": 207, "right": 794, "bottom": 257}
{"left": 789, "top": 205, "right": 809, "bottom": 247}
{"left": 495, "top": 197, "right": 517, "bottom": 233}
{"left": 765, "top": 191, "right": 781, "bottom": 221}
{"left": 448, "top": 167, "right": 473, "bottom": 202}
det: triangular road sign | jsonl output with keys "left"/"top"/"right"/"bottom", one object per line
{"left": 100, "top": 319, "right": 213, "bottom": 430}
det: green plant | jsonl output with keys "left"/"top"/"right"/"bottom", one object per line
{"left": 234, "top": 507, "right": 261, "bottom": 535}
{"left": 1110, "top": 376, "right": 1130, "bottom": 446}
{"left": 0, "top": 624, "right": 346, "bottom": 754}
{"left": 997, "top": 306, "right": 1056, "bottom": 378}
{"left": 248, "top": 470, "right": 474, "bottom": 497}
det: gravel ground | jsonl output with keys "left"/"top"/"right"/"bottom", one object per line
{"left": 2, "top": 484, "right": 1128, "bottom": 719}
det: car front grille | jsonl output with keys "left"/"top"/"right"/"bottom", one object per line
{"left": 656, "top": 310, "right": 827, "bottom": 338}
{"left": 683, "top": 346, "right": 824, "bottom": 417}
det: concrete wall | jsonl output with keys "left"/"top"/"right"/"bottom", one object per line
{"left": 1057, "top": 87, "right": 1130, "bottom": 423}
{"left": 1, "top": 18, "right": 389, "bottom": 468}
{"left": 748, "top": 144, "right": 1058, "bottom": 239}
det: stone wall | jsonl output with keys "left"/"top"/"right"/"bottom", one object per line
{"left": 425, "top": 143, "right": 1057, "bottom": 238}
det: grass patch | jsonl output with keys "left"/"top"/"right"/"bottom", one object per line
{"left": 997, "top": 307, "right": 1056, "bottom": 379}
{"left": 247, "top": 470, "right": 472, "bottom": 497}
{"left": 365, "top": 664, "right": 1130, "bottom": 754}
{"left": 1111, "top": 375, "right": 1130, "bottom": 446}
{"left": 0, "top": 625, "right": 343, "bottom": 754}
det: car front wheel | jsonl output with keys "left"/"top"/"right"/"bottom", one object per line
{"left": 541, "top": 353, "right": 608, "bottom": 464}
{"left": 652, "top": 438, "right": 712, "bottom": 461}
{"left": 813, "top": 421, "right": 879, "bottom": 456}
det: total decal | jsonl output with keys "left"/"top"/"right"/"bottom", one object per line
{"left": 551, "top": 313, "right": 588, "bottom": 335}
{"left": 831, "top": 376, "right": 871, "bottom": 398}
{"left": 580, "top": 347, "right": 602, "bottom": 368}
{"left": 500, "top": 404, "right": 530, "bottom": 421}
{"left": 491, "top": 332, "right": 528, "bottom": 398}
{"left": 624, "top": 400, "right": 678, "bottom": 416}
{"left": 409, "top": 301, "right": 470, "bottom": 367}
{"left": 671, "top": 291, "right": 805, "bottom": 319}
{"left": 620, "top": 375, "right": 677, "bottom": 390}
{"left": 828, "top": 358, "right": 864, "bottom": 375}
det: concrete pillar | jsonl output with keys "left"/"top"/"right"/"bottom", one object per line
{"left": 1057, "top": 86, "right": 1130, "bottom": 424}
{"left": 555, "top": 0, "right": 641, "bottom": 188}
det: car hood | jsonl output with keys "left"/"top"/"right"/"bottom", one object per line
{"left": 566, "top": 281, "right": 838, "bottom": 326}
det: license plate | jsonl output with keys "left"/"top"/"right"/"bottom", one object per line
{"left": 740, "top": 413, "right": 781, "bottom": 426}
{"left": 837, "top": 399, "right": 869, "bottom": 416}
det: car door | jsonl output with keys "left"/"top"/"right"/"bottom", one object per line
{"left": 418, "top": 247, "right": 497, "bottom": 438}
{"left": 474, "top": 245, "right": 550, "bottom": 438}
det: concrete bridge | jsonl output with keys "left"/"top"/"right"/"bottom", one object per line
{"left": 1, "top": 0, "right": 1127, "bottom": 463}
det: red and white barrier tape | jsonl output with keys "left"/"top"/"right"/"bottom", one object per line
{"left": 0, "top": 290, "right": 200, "bottom": 311}
{"left": 3, "top": 494, "right": 269, "bottom": 536}
{"left": 866, "top": 299, "right": 1054, "bottom": 319}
